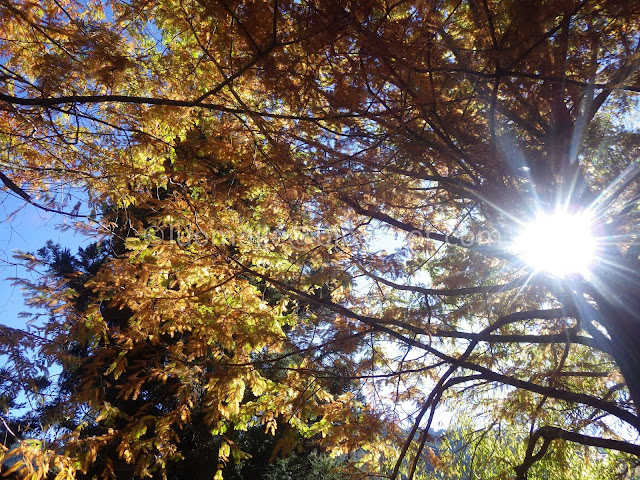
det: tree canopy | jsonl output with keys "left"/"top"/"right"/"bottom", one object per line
{"left": 1, "top": 0, "right": 640, "bottom": 478}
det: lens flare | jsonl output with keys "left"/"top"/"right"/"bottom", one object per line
{"left": 514, "top": 210, "right": 597, "bottom": 277}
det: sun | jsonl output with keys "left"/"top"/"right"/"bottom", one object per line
{"left": 513, "top": 210, "right": 597, "bottom": 277}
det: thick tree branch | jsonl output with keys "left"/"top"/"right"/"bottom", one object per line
{"left": 0, "top": 92, "right": 395, "bottom": 121}
{"left": 433, "top": 329, "right": 612, "bottom": 356}
{"left": 341, "top": 195, "right": 514, "bottom": 260}
{"left": 515, "top": 426, "right": 640, "bottom": 479}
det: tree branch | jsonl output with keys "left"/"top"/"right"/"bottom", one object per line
{"left": 515, "top": 426, "right": 640, "bottom": 479}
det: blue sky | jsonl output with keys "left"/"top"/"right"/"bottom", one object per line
{"left": 0, "top": 193, "right": 88, "bottom": 330}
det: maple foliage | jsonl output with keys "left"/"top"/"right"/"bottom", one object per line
{"left": 1, "top": 0, "right": 640, "bottom": 479}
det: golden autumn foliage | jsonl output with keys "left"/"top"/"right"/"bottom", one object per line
{"left": 1, "top": 0, "right": 640, "bottom": 479}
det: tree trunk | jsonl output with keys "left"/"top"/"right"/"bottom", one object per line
{"left": 591, "top": 262, "right": 640, "bottom": 415}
